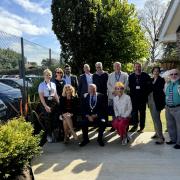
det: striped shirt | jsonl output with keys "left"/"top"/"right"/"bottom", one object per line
{"left": 167, "top": 84, "right": 174, "bottom": 106}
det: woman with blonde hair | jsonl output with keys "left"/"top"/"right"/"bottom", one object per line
{"left": 60, "top": 84, "right": 79, "bottom": 143}
{"left": 38, "top": 69, "right": 59, "bottom": 143}
{"left": 112, "top": 82, "right": 132, "bottom": 145}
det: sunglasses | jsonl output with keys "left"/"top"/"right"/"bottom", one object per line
{"left": 170, "top": 73, "right": 178, "bottom": 76}
{"left": 56, "top": 71, "right": 63, "bottom": 74}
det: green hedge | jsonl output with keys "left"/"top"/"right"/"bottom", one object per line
{"left": 0, "top": 117, "right": 41, "bottom": 179}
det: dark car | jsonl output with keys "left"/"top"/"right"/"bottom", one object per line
{"left": 0, "top": 82, "right": 22, "bottom": 120}
{"left": 0, "top": 99, "right": 7, "bottom": 121}
{"left": 0, "top": 78, "right": 32, "bottom": 90}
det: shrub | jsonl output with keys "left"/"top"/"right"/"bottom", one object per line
{"left": 0, "top": 117, "right": 41, "bottom": 179}
{"left": 28, "top": 78, "right": 43, "bottom": 102}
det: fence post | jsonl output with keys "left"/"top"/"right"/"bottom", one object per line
{"left": 21, "top": 37, "right": 26, "bottom": 116}
{"left": 49, "top": 48, "right": 51, "bottom": 66}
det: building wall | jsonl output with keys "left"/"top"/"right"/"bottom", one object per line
{"left": 177, "top": 26, "right": 180, "bottom": 63}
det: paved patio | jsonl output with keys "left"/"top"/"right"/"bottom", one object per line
{"left": 32, "top": 130, "right": 180, "bottom": 180}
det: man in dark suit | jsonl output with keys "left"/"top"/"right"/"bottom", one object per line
{"left": 128, "top": 63, "right": 151, "bottom": 133}
{"left": 79, "top": 84, "right": 106, "bottom": 147}
{"left": 78, "top": 64, "right": 93, "bottom": 98}
{"left": 64, "top": 64, "right": 78, "bottom": 93}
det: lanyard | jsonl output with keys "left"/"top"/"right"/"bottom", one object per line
{"left": 45, "top": 81, "right": 52, "bottom": 96}
{"left": 115, "top": 72, "right": 121, "bottom": 82}
{"left": 135, "top": 75, "right": 141, "bottom": 85}
{"left": 89, "top": 94, "right": 97, "bottom": 112}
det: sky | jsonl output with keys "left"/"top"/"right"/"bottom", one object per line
{"left": 0, "top": 0, "right": 167, "bottom": 62}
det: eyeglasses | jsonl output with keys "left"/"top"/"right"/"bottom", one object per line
{"left": 170, "top": 73, "right": 178, "bottom": 76}
{"left": 96, "top": 66, "right": 101, "bottom": 68}
{"left": 56, "top": 71, "right": 62, "bottom": 74}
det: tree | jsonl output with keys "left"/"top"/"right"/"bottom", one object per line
{"left": 0, "top": 48, "right": 22, "bottom": 70}
{"left": 138, "top": 0, "right": 168, "bottom": 63}
{"left": 51, "top": 0, "right": 149, "bottom": 73}
{"left": 41, "top": 58, "right": 59, "bottom": 68}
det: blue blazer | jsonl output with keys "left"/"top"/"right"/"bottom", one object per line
{"left": 78, "top": 74, "right": 88, "bottom": 97}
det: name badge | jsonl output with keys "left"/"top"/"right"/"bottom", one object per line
{"left": 108, "top": 116, "right": 113, "bottom": 121}
{"left": 48, "top": 96, "right": 53, "bottom": 100}
{"left": 136, "top": 86, "right": 140, "bottom": 89}
{"left": 178, "top": 85, "right": 180, "bottom": 95}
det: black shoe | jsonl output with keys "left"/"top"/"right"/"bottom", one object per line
{"left": 97, "top": 139, "right": 105, "bottom": 147}
{"left": 151, "top": 134, "right": 158, "bottom": 139}
{"left": 79, "top": 140, "right": 90, "bottom": 147}
{"left": 166, "top": 141, "right": 176, "bottom": 145}
{"left": 155, "top": 139, "right": 164, "bottom": 145}
{"left": 137, "top": 128, "right": 144, "bottom": 133}
{"left": 173, "top": 144, "right": 180, "bottom": 149}
{"left": 129, "top": 126, "right": 138, "bottom": 132}
{"left": 109, "top": 127, "right": 115, "bottom": 132}
{"left": 74, "top": 127, "right": 80, "bottom": 132}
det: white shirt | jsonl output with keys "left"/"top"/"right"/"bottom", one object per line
{"left": 64, "top": 75, "right": 71, "bottom": 85}
{"left": 107, "top": 71, "right": 129, "bottom": 100}
{"left": 85, "top": 73, "right": 93, "bottom": 85}
{"left": 113, "top": 93, "right": 132, "bottom": 118}
{"left": 38, "top": 81, "right": 57, "bottom": 97}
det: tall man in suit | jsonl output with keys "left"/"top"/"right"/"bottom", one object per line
{"left": 78, "top": 64, "right": 93, "bottom": 98}
{"left": 128, "top": 63, "right": 151, "bottom": 132}
{"left": 79, "top": 84, "right": 106, "bottom": 147}
{"left": 64, "top": 64, "right": 78, "bottom": 93}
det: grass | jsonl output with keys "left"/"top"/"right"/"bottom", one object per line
{"left": 143, "top": 107, "right": 166, "bottom": 132}
{"left": 107, "top": 106, "right": 167, "bottom": 132}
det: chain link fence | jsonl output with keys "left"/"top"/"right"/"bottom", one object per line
{"left": 0, "top": 30, "right": 61, "bottom": 121}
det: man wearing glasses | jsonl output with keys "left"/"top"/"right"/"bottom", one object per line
{"left": 165, "top": 69, "right": 180, "bottom": 149}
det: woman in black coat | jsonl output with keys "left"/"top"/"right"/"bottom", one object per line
{"left": 53, "top": 68, "right": 66, "bottom": 141}
{"left": 54, "top": 68, "right": 66, "bottom": 98}
{"left": 148, "top": 67, "right": 165, "bottom": 144}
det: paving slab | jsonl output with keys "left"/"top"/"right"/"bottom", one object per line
{"left": 32, "top": 131, "right": 180, "bottom": 180}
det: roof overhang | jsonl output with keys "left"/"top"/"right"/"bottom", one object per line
{"left": 158, "top": 0, "right": 180, "bottom": 43}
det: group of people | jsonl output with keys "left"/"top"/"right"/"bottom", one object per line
{"left": 38, "top": 62, "right": 180, "bottom": 149}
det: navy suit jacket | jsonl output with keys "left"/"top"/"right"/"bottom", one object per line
{"left": 78, "top": 74, "right": 88, "bottom": 97}
{"left": 82, "top": 93, "right": 106, "bottom": 120}
{"left": 63, "top": 75, "right": 78, "bottom": 92}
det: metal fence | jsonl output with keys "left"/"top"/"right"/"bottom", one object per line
{"left": 0, "top": 30, "right": 61, "bottom": 121}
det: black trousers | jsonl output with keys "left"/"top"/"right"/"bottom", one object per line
{"left": 80, "top": 117, "right": 106, "bottom": 141}
{"left": 131, "top": 101, "right": 146, "bottom": 129}
{"left": 40, "top": 99, "right": 57, "bottom": 137}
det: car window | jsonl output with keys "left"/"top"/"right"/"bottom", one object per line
{"left": 0, "top": 83, "right": 12, "bottom": 91}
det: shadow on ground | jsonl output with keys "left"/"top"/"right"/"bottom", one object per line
{"left": 32, "top": 131, "right": 180, "bottom": 180}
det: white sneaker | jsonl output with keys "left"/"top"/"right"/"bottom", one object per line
{"left": 47, "top": 135, "right": 53, "bottom": 143}
{"left": 122, "top": 137, "right": 127, "bottom": 145}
